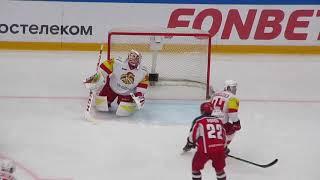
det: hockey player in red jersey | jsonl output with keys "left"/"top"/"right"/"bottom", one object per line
{"left": 210, "top": 80, "right": 241, "bottom": 153}
{"left": 84, "top": 49, "right": 149, "bottom": 116}
{"left": 183, "top": 102, "right": 227, "bottom": 180}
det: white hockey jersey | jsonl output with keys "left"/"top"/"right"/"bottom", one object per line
{"left": 99, "top": 57, "right": 149, "bottom": 96}
{"left": 210, "top": 90, "right": 240, "bottom": 124}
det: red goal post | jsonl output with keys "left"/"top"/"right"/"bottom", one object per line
{"left": 107, "top": 27, "right": 213, "bottom": 100}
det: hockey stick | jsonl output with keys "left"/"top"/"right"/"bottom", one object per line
{"left": 227, "top": 154, "right": 278, "bottom": 168}
{"left": 84, "top": 44, "right": 104, "bottom": 123}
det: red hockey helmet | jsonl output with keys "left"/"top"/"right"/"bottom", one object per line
{"left": 200, "top": 102, "right": 213, "bottom": 115}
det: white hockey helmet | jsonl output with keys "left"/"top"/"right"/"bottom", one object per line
{"left": 212, "top": 109, "right": 224, "bottom": 119}
{"left": 1, "top": 159, "right": 15, "bottom": 173}
{"left": 224, "top": 80, "right": 237, "bottom": 95}
{"left": 127, "top": 49, "right": 142, "bottom": 67}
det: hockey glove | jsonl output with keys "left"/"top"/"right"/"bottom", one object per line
{"left": 130, "top": 92, "right": 145, "bottom": 110}
{"left": 224, "top": 122, "right": 236, "bottom": 135}
{"left": 134, "top": 92, "right": 145, "bottom": 106}
{"left": 224, "top": 147, "right": 230, "bottom": 155}
{"left": 84, "top": 73, "right": 99, "bottom": 83}
{"left": 182, "top": 138, "right": 196, "bottom": 152}
{"left": 84, "top": 72, "right": 105, "bottom": 91}
{"left": 233, "top": 120, "right": 241, "bottom": 131}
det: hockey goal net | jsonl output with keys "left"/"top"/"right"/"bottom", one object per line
{"left": 107, "top": 27, "right": 213, "bottom": 100}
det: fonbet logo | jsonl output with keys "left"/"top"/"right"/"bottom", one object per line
{"left": 167, "top": 8, "right": 320, "bottom": 40}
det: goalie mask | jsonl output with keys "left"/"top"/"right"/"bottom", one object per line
{"left": 127, "top": 49, "right": 142, "bottom": 69}
{"left": 200, "top": 102, "right": 213, "bottom": 115}
{"left": 224, "top": 80, "right": 237, "bottom": 95}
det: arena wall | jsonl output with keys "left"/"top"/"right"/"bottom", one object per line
{"left": 0, "top": 0, "right": 319, "bottom": 53}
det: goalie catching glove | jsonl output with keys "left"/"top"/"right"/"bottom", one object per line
{"left": 83, "top": 72, "right": 105, "bottom": 91}
{"left": 130, "top": 92, "right": 145, "bottom": 110}
{"left": 134, "top": 92, "right": 145, "bottom": 105}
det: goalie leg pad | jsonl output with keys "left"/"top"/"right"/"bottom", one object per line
{"left": 116, "top": 102, "right": 137, "bottom": 116}
{"left": 95, "top": 95, "right": 109, "bottom": 112}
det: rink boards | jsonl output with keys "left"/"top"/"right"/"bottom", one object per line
{"left": 0, "top": 1, "right": 319, "bottom": 53}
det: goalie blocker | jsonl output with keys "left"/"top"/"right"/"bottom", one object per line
{"left": 84, "top": 49, "right": 149, "bottom": 117}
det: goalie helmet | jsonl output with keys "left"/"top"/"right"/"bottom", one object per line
{"left": 127, "top": 49, "right": 142, "bottom": 68}
{"left": 200, "top": 102, "right": 213, "bottom": 115}
{"left": 1, "top": 160, "right": 15, "bottom": 173}
{"left": 224, "top": 80, "right": 237, "bottom": 95}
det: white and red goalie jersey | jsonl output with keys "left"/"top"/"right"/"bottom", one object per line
{"left": 99, "top": 57, "right": 149, "bottom": 96}
{"left": 0, "top": 171, "right": 16, "bottom": 180}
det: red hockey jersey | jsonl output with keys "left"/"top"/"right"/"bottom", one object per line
{"left": 188, "top": 115, "right": 227, "bottom": 154}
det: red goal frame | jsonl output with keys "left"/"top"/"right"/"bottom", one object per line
{"left": 107, "top": 28, "right": 212, "bottom": 99}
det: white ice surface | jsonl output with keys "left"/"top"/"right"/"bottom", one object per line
{"left": 0, "top": 50, "right": 320, "bottom": 180}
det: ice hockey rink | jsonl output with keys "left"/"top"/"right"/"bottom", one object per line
{"left": 0, "top": 50, "right": 320, "bottom": 180}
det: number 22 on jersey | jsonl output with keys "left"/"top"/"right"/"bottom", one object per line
{"left": 207, "top": 123, "right": 223, "bottom": 140}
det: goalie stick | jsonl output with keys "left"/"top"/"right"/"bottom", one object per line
{"left": 84, "top": 44, "right": 104, "bottom": 123}
{"left": 227, "top": 154, "right": 278, "bottom": 168}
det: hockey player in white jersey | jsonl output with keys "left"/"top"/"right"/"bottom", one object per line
{"left": 0, "top": 160, "right": 16, "bottom": 180}
{"left": 84, "top": 49, "right": 149, "bottom": 116}
{"left": 210, "top": 80, "right": 241, "bottom": 154}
